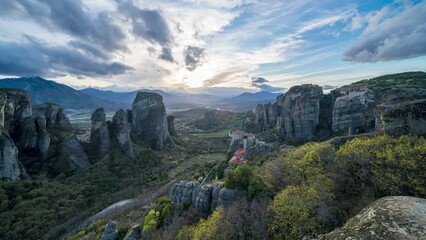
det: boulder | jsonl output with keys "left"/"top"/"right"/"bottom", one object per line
{"left": 111, "top": 109, "right": 134, "bottom": 157}
{"left": 132, "top": 92, "right": 172, "bottom": 150}
{"left": 0, "top": 127, "right": 20, "bottom": 181}
{"left": 170, "top": 181, "right": 200, "bottom": 205}
{"left": 90, "top": 108, "right": 110, "bottom": 157}
{"left": 167, "top": 115, "right": 178, "bottom": 137}
{"left": 123, "top": 225, "right": 141, "bottom": 240}
{"left": 317, "top": 196, "right": 426, "bottom": 240}
{"left": 218, "top": 188, "right": 243, "bottom": 208}
{"left": 195, "top": 184, "right": 213, "bottom": 212}
{"left": 383, "top": 99, "right": 426, "bottom": 135}
{"left": 332, "top": 90, "right": 376, "bottom": 135}
{"left": 277, "top": 84, "right": 323, "bottom": 141}
{"left": 56, "top": 136, "right": 90, "bottom": 172}
{"left": 102, "top": 220, "right": 117, "bottom": 240}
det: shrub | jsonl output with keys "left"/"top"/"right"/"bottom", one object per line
{"left": 225, "top": 165, "right": 269, "bottom": 199}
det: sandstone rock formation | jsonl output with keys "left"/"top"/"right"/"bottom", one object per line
{"left": 243, "top": 111, "right": 257, "bottom": 133}
{"left": 332, "top": 89, "right": 376, "bottom": 135}
{"left": 171, "top": 180, "right": 242, "bottom": 212}
{"left": 0, "top": 127, "right": 20, "bottom": 181}
{"left": 167, "top": 115, "right": 178, "bottom": 137}
{"left": 170, "top": 181, "right": 200, "bottom": 205}
{"left": 383, "top": 99, "right": 426, "bottom": 135}
{"left": 132, "top": 92, "right": 172, "bottom": 150}
{"left": 317, "top": 196, "right": 426, "bottom": 240}
{"left": 90, "top": 108, "right": 110, "bottom": 157}
{"left": 195, "top": 111, "right": 216, "bottom": 130}
{"left": 102, "top": 220, "right": 117, "bottom": 240}
{"left": 123, "top": 225, "right": 141, "bottom": 240}
{"left": 56, "top": 136, "right": 90, "bottom": 172}
{"left": 33, "top": 103, "right": 72, "bottom": 129}
{"left": 278, "top": 84, "right": 323, "bottom": 141}
{"left": 111, "top": 109, "right": 134, "bottom": 157}
{"left": 195, "top": 184, "right": 213, "bottom": 212}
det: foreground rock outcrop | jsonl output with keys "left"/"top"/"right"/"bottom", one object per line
{"left": 90, "top": 108, "right": 110, "bottom": 158}
{"left": 170, "top": 180, "right": 243, "bottom": 213}
{"left": 102, "top": 220, "right": 117, "bottom": 240}
{"left": 316, "top": 196, "right": 426, "bottom": 240}
{"left": 132, "top": 92, "right": 173, "bottom": 150}
{"left": 0, "top": 127, "right": 20, "bottom": 181}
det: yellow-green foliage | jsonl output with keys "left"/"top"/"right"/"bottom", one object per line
{"left": 268, "top": 186, "right": 321, "bottom": 240}
{"left": 176, "top": 207, "right": 229, "bottom": 240}
{"left": 143, "top": 210, "right": 160, "bottom": 233}
{"left": 335, "top": 135, "right": 426, "bottom": 199}
{"left": 225, "top": 164, "right": 269, "bottom": 199}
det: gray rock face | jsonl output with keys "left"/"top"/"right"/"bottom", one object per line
{"left": 33, "top": 103, "right": 72, "bottom": 129}
{"left": 38, "top": 129, "right": 50, "bottom": 161}
{"left": 195, "top": 111, "right": 216, "bottom": 130}
{"left": 317, "top": 196, "right": 426, "bottom": 240}
{"left": 383, "top": 99, "right": 426, "bottom": 135}
{"left": 123, "top": 225, "right": 141, "bottom": 240}
{"left": 0, "top": 89, "right": 32, "bottom": 132}
{"left": 211, "top": 182, "right": 224, "bottom": 211}
{"left": 0, "top": 127, "right": 20, "bottom": 181}
{"left": 102, "top": 220, "right": 117, "bottom": 240}
{"left": 332, "top": 90, "right": 376, "bottom": 134}
{"left": 195, "top": 184, "right": 213, "bottom": 212}
{"left": 278, "top": 84, "right": 323, "bottom": 141}
{"left": 170, "top": 181, "right": 200, "bottom": 205}
{"left": 132, "top": 92, "right": 172, "bottom": 150}
{"left": 167, "top": 115, "right": 178, "bottom": 137}
{"left": 246, "top": 142, "right": 276, "bottom": 159}
{"left": 243, "top": 111, "right": 257, "bottom": 133}
{"left": 56, "top": 136, "right": 90, "bottom": 172}
{"left": 90, "top": 108, "right": 110, "bottom": 157}
{"left": 112, "top": 109, "right": 134, "bottom": 157}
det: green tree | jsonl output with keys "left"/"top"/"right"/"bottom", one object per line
{"left": 143, "top": 210, "right": 160, "bottom": 233}
{"left": 225, "top": 165, "right": 269, "bottom": 199}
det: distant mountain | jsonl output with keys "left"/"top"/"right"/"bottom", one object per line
{"left": 0, "top": 76, "right": 121, "bottom": 110}
{"left": 81, "top": 88, "right": 223, "bottom": 109}
{"left": 222, "top": 91, "right": 282, "bottom": 104}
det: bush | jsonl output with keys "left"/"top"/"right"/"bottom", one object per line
{"left": 225, "top": 165, "right": 269, "bottom": 199}
{"left": 268, "top": 186, "right": 321, "bottom": 239}
{"left": 143, "top": 210, "right": 160, "bottom": 233}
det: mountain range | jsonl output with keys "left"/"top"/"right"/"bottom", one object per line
{"left": 0, "top": 76, "right": 281, "bottom": 111}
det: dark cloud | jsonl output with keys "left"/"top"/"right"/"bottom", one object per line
{"left": 344, "top": 2, "right": 426, "bottom": 62}
{"left": 185, "top": 46, "right": 206, "bottom": 71}
{"left": 116, "top": 0, "right": 173, "bottom": 46}
{"left": 1, "top": 0, "right": 127, "bottom": 52}
{"left": 159, "top": 47, "right": 175, "bottom": 62}
{"left": 0, "top": 38, "right": 132, "bottom": 78}
{"left": 251, "top": 77, "right": 269, "bottom": 84}
{"left": 251, "top": 77, "right": 284, "bottom": 92}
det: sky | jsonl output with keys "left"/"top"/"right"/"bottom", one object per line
{"left": 0, "top": 0, "right": 425, "bottom": 95}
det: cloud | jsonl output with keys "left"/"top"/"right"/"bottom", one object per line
{"left": 344, "top": 2, "right": 426, "bottom": 62}
{"left": 159, "top": 47, "right": 175, "bottom": 62}
{"left": 184, "top": 46, "right": 206, "bottom": 71}
{"left": 250, "top": 77, "right": 284, "bottom": 92}
{"left": 251, "top": 77, "right": 268, "bottom": 84}
{"left": 203, "top": 67, "right": 245, "bottom": 87}
{"left": 0, "top": 38, "right": 132, "bottom": 77}
{"left": 1, "top": 0, "right": 127, "bottom": 52}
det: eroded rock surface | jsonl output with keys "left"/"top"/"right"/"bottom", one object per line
{"left": 0, "top": 127, "right": 20, "bottom": 181}
{"left": 123, "top": 225, "right": 141, "bottom": 240}
{"left": 90, "top": 108, "right": 110, "bottom": 157}
{"left": 167, "top": 115, "right": 178, "bottom": 137}
{"left": 170, "top": 181, "right": 200, "bottom": 205}
{"left": 132, "top": 92, "right": 172, "bottom": 150}
{"left": 101, "top": 220, "right": 117, "bottom": 240}
{"left": 111, "top": 109, "right": 134, "bottom": 157}
{"left": 195, "top": 184, "right": 213, "bottom": 212}
{"left": 383, "top": 99, "right": 426, "bottom": 135}
{"left": 332, "top": 89, "right": 376, "bottom": 134}
{"left": 56, "top": 136, "right": 90, "bottom": 172}
{"left": 33, "top": 103, "right": 72, "bottom": 129}
{"left": 317, "top": 196, "right": 426, "bottom": 240}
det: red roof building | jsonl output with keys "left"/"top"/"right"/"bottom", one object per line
{"left": 228, "top": 148, "right": 249, "bottom": 167}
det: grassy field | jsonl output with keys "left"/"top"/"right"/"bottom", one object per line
{"left": 168, "top": 152, "right": 226, "bottom": 178}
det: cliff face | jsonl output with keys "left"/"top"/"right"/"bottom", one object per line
{"left": 132, "top": 92, "right": 173, "bottom": 150}
{"left": 0, "top": 127, "right": 20, "bottom": 181}
{"left": 90, "top": 108, "right": 110, "bottom": 158}
{"left": 248, "top": 72, "right": 426, "bottom": 141}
